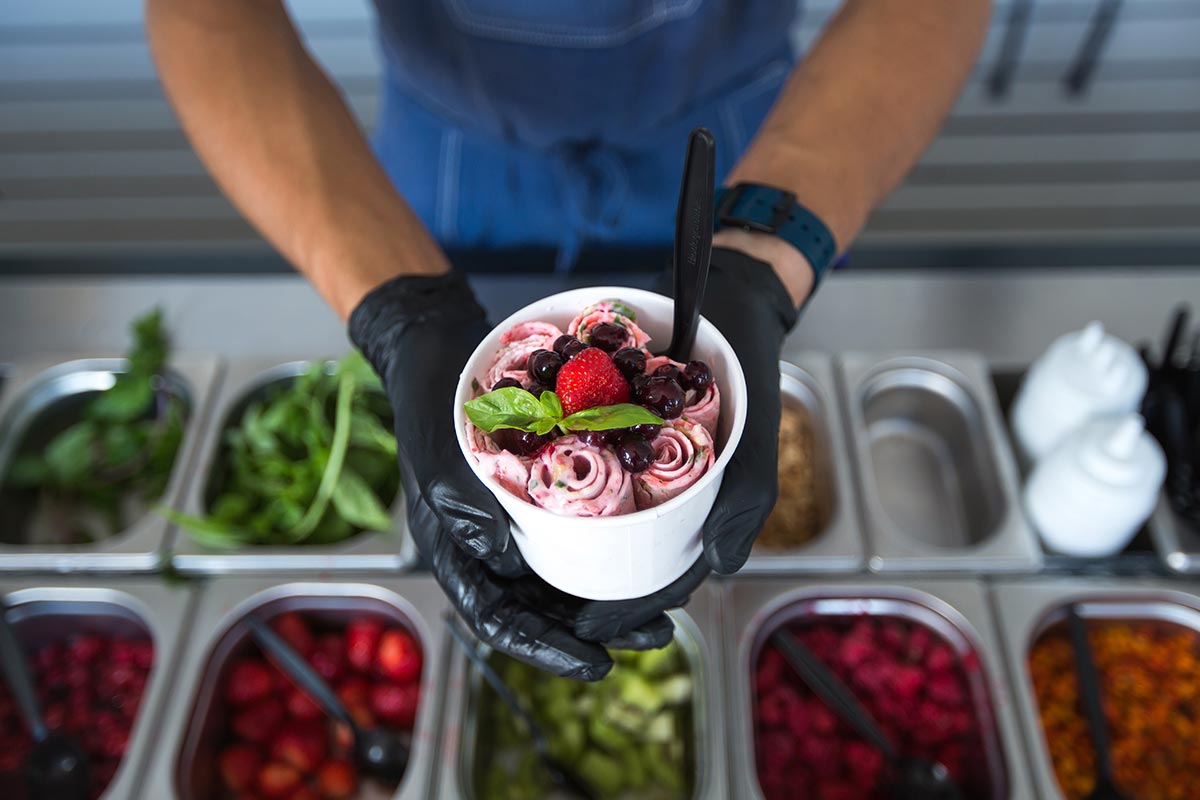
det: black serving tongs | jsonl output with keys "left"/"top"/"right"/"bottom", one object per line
{"left": 1066, "top": 606, "right": 1127, "bottom": 800}
{"left": 659, "top": 127, "right": 716, "bottom": 363}
{"left": 1141, "top": 305, "right": 1200, "bottom": 527}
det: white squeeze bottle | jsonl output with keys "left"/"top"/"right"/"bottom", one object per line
{"left": 1011, "top": 321, "right": 1147, "bottom": 463}
{"left": 1024, "top": 414, "right": 1166, "bottom": 557}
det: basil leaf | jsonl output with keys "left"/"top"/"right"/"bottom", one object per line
{"left": 349, "top": 409, "right": 397, "bottom": 456}
{"left": 539, "top": 391, "right": 563, "bottom": 419}
{"left": 464, "top": 387, "right": 556, "bottom": 433}
{"left": 560, "top": 404, "right": 663, "bottom": 432}
{"left": 331, "top": 467, "right": 393, "bottom": 532}
{"left": 532, "top": 418, "right": 559, "bottom": 436}
{"left": 89, "top": 375, "right": 154, "bottom": 423}
{"left": 603, "top": 298, "right": 637, "bottom": 321}
{"left": 160, "top": 507, "right": 251, "bottom": 549}
{"left": 45, "top": 422, "right": 98, "bottom": 485}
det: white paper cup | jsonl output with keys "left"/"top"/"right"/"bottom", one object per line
{"left": 453, "top": 287, "right": 747, "bottom": 601}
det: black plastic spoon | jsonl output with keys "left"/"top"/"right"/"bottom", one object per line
{"left": 445, "top": 615, "right": 598, "bottom": 800}
{"left": 0, "top": 605, "right": 90, "bottom": 800}
{"left": 1066, "top": 607, "right": 1127, "bottom": 800}
{"left": 246, "top": 617, "right": 409, "bottom": 782}
{"left": 659, "top": 126, "right": 716, "bottom": 363}
{"left": 770, "top": 630, "right": 963, "bottom": 800}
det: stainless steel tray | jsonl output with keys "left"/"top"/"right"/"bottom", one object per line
{"left": 990, "top": 577, "right": 1200, "bottom": 800}
{"left": 1149, "top": 494, "right": 1200, "bottom": 573}
{"left": 839, "top": 352, "right": 1041, "bottom": 572}
{"left": 722, "top": 577, "right": 1033, "bottom": 800}
{"left": 168, "top": 359, "right": 416, "bottom": 572}
{"left": 434, "top": 581, "right": 727, "bottom": 799}
{"left": 0, "top": 354, "right": 220, "bottom": 571}
{"left": 742, "top": 356, "right": 864, "bottom": 573}
{"left": 141, "top": 575, "right": 449, "bottom": 800}
{"left": 0, "top": 576, "right": 198, "bottom": 800}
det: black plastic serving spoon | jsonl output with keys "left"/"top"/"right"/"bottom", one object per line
{"left": 770, "top": 630, "right": 963, "bottom": 800}
{"left": 246, "top": 617, "right": 409, "bottom": 782}
{"left": 445, "top": 615, "right": 598, "bottom": 800}
{"left": 659, "top": 126, "right": 716, "bottom": 363}
{"left": 1066, "top": 606, "right": 1127, "bottom": 800}
{"left": 0, "top": 605, "right": 90, "bottom": 800}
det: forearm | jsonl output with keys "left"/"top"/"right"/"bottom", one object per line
{"left": 146, "top": 0, "right": 448, "bottom": 318}
{"left": 719, "top": 0, "right": 992, "bottom": 305}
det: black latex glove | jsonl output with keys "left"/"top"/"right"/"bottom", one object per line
{"left": 350, "top": 273, "right": 674, "bottom": 681}
{"left": 573, "top": 247, "right": 800, "bottom": 641}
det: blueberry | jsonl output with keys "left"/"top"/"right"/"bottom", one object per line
{"left": 553, "top": 335, "right": 587, "bottom": 360}
{"left": 629, "top": 423, "right": 662, "bottom": 440}
{"left": 641, "top": 376, "right": 685, "bottom": 419}
{"left": 527, "top": 381, "right": 555, "bottom": 398}
{"left": 612, "top": 347, "right": 647, "bottom": 381}
{"left": 527, "top": 349, "right": 565, "bottom": 385}
{"left": 602, "top": 428, "right": 628, "bottom": 446}
{"left": 653, "top": 364, "right": 684, "bottom": 385}
{"left": 684, "top": 360, "right": 714, "bottom": 392}
{"left": 552, "top": 334, "right": 578, "bottom": 356}
{"left": 491, "top": 429, "right": 551, "bottom": 456}
{"left": 588, "top": 322, "right": 627, "bottom": 353}
{"left": 630, "top": 374, "right": 651, "bottom": 401}
{"left": 617, "top": 437, "right": 655, "bottom": 473}
{"left": 575, "top": 430, "right": 609, "bottom": 448}
{"left": 491, "top": 377, "right": 523, "bottom": 391}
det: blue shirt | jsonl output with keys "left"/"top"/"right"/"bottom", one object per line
{"left": 370, "top": 0, "right": 797, "bottom": 266}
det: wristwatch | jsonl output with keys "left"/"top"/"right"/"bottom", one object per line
{"left": 714, "top": 183, "right": 838, "bottom": 280}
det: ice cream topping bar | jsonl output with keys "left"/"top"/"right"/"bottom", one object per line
{"left": 464, "top": 299, "right": 720, "bottom": 518}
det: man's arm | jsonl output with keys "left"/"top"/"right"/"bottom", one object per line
{"left": 714, "top": 0, "right": 993, "bottom": 306}
{"left": 145, "top": 0, "right": 448, "bottom": 319}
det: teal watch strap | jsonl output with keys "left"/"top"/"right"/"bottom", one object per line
{"left": 714, "top": 184, "right": 837, "bottom": 279}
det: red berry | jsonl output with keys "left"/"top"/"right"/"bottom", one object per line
{"left": 308, "top": 634, "right": 346, "bottom": 684}
{"left": 226, "top": 658, "right": 276, "bottom": 707}
{"left": 272, "top": 613, "right": 316, "bottom": 657}
{"left": 888, "top": 665, "right": 925, "bottom": 702}
{"left": 67, "top": 634, "right": 105, "bottom": 662}
{"left": 315, "top": 758, "right": 357, "bottom": 799}
{"left": 376, "top": 629, "right": 422, "bottom": 684}
{"left": 554, "top": 347, "right": 631, "bottom": 416}
{"left": 370, "top": 681, "right": 419, "bottom": 728}
{"left": 285, "top": 686, "right": 324, "bottom": 721}
{"left": 335, "top": 676, "right": 370, "bottom": 710}
{"left": 925, "top": 644, "right": 955, "bottom": 673}
{"left": 270, "top": 720, "right": 328, "bottom": 772}
{"left": 232, "top": 697, "right": 286, "bottom": 744}
{"left": 288, "top": 787, "right": 322, "bottom": 800}
{"left": 258, "top": 761, "right": 303, "bottom": 798}
{"left": 344, "top": 618, "right": 383, "bottom": 674}
{"left": 218, "top": 743, "right": 263, "bottom": 792}
{"left": 926, "top": 672, "right": 968, "bottom": 709}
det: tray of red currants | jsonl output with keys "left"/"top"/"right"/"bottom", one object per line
{"left": 141, "top": 576, "right": 448, "bottom": 800}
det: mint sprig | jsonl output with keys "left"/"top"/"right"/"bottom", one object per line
{"left": 465, "top": 387, "right": 662, "bottom": 436}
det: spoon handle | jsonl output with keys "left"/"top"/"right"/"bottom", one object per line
{"left": 247, "top": 616, "right": 355, "bottom": 730}
{"left": 1066, "top": 606, "right": 1119, "bottom": 787}
{"left": 664, "top": 127, "right": 716, "bottom": 363}
{"left": 771, "top": 630, "right": 898, "bottom": 762}
{"left": 445, "top": 615, "right": 550, "bottom": 755}
{"left": 0, "top": 605, "right": 48, "bottom": 743}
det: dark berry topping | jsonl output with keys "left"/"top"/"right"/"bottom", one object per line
{"left": 491, "top": 428, "right": 552, "bottom": 456}
{"left": 587, "top": 322, "right": 627, "bottom": 353}
{"left": 684, "top": 360, "right": 714, "bottom": 392}
{"left": 616, "top": 437, "right": 655, "bottom": 473}
{"left": 527, "top": 349, "right": 565, "bottom": 386}
{"left": 527, "top": 381, "right": 555, "bottom": 398}
{"left": 630, "top": 374, "right": 651, "bottom": 401}
{"left": 653, "top": 364, "right": 684, "bottom": 385}
{"left": 641, "top": 376, "right": 685, "bottom": 419}
{"left": 629, "top": 423, "right": 662, "bottom": 440}
{"left": 611, "top": 347, "right": 647, "bottom": 381}
{"left": 491, "top": 377, "right": 523, "bottom": 391}
{"left": 553, "top": 335, "right": 588, "bottom": 360}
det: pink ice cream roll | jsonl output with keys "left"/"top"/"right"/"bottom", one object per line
{"left": 633, "top": 418, "right": 716, "bottom": 510}
{"left": 465, "top": 420, "right": 533, "bottom": 502}
{"left": 527, "top": 435, "right": 636, "bottom": 517}
{"left": 481, "top": 321, "right": 562, "bottom": 391}
{"left": 568, "top": 300, "right": 651, "bottom": 350}
{"left": 644, "top": 356, "right": 721, "bottom": 437}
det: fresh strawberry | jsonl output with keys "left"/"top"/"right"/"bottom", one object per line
{"left": 218, "top": 743, "right": 263, "bottom": 792}
{"left": 554, "top": 347, "right": 631, "bottom": 416}
{"left": 232, "top": 697, "right": 286, "bottom": 744}
{"left": 309, "top": 634, "right": 346, "bottom": 684}
{"left": 370, "top": 681, "right": 419, "bottom": 728}
{"left": 344, "top": 618, "right": 383, "bottom": 674}
{"left": 286, "top": 686, "right": 324, "bottom": 721}
{"left": 272, "top": 613, "right": 316, "bottom": 657}
{"left": 376, "top": 629, "right": 422, "bottom": 684}
{"left": 226, "top": 657, "right": 277, "bottom": 707}
{"left": 257, "top": 761, "right": 303, "bottom": 798}
{"left": 270, "top": 720, "right": 328, "bottom": 772}
{"left": 315, "top": 758, "right": 358, "bottom": 799}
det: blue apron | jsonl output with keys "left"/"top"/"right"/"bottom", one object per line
{"left": 370, "top": 0, "right": 797, "bottom": 268}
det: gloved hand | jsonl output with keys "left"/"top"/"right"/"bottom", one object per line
{"left": 350, "top": 272, "right": 674, "bottom": 681}
{"left": 573, "top": 246, "right": 799, "bottom": 642}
